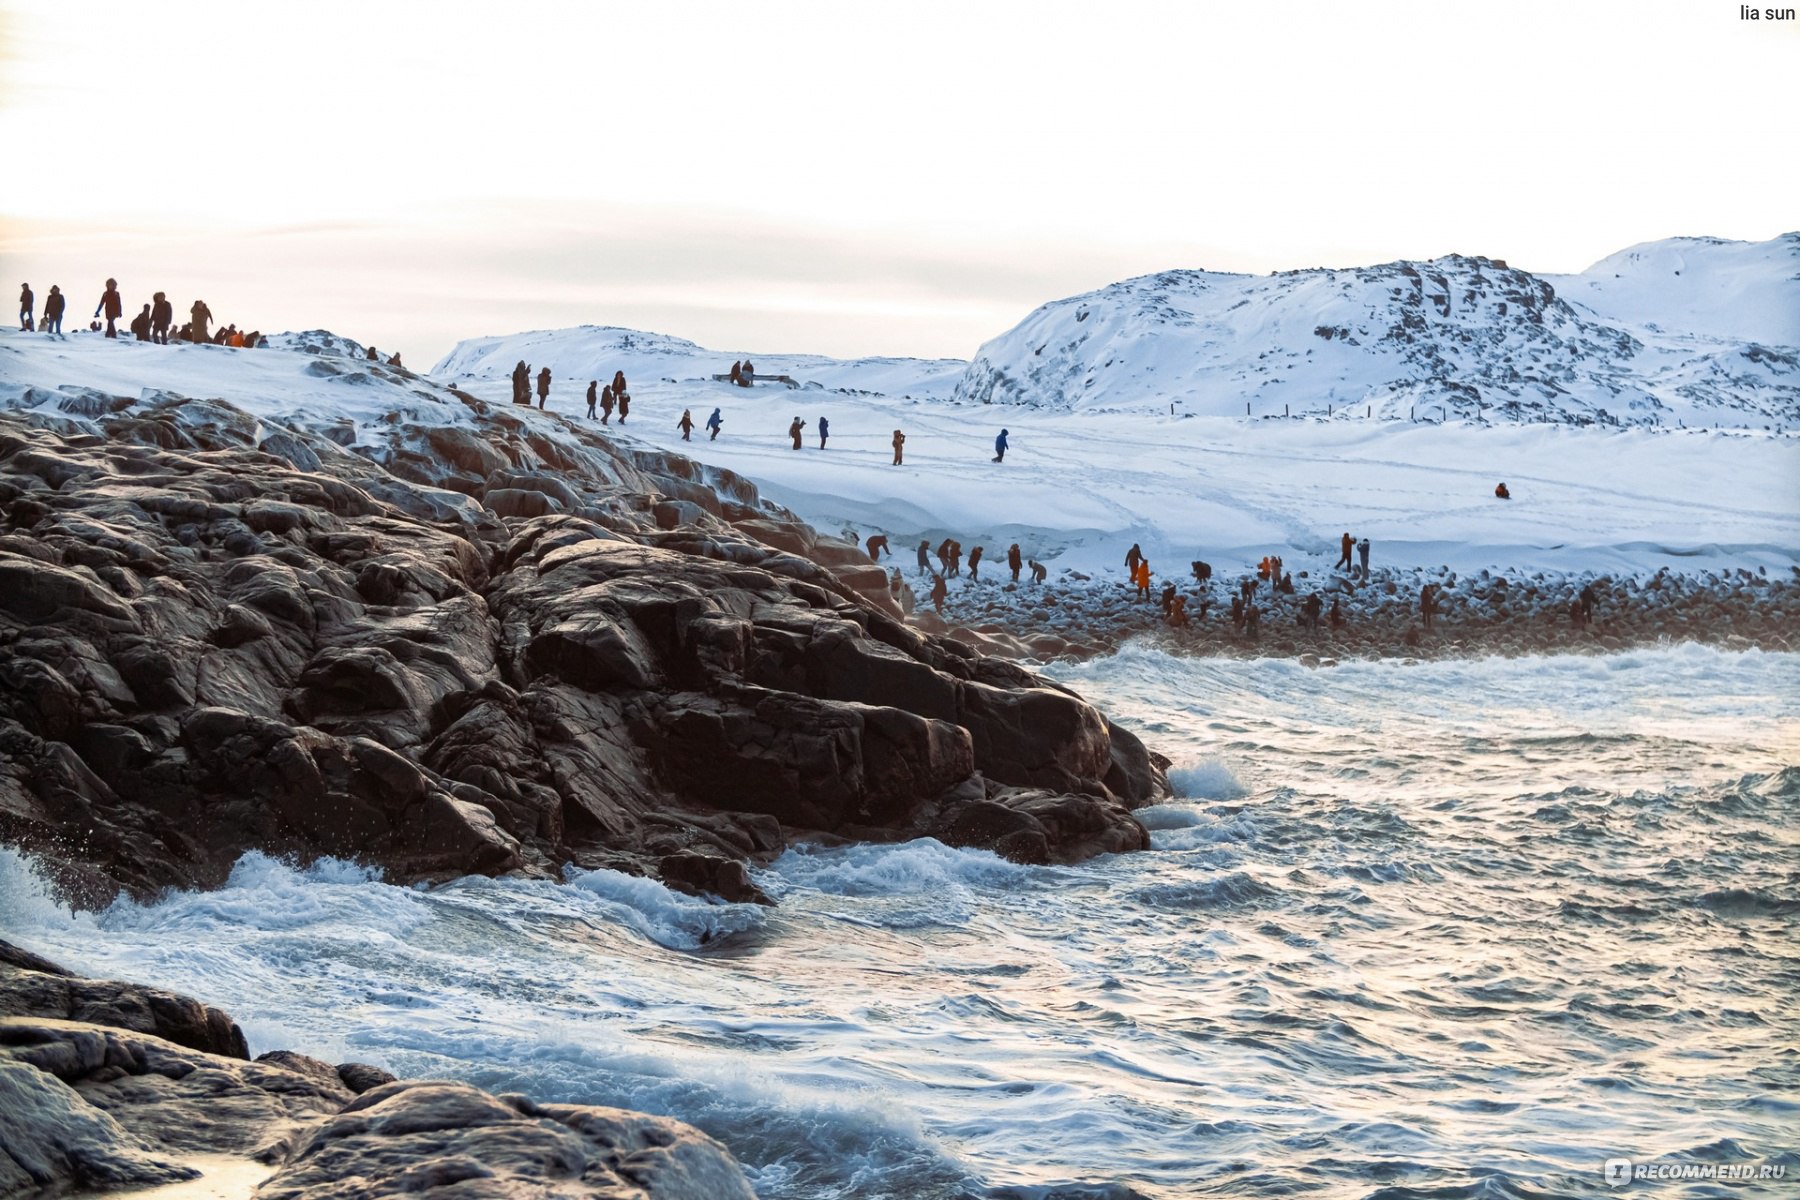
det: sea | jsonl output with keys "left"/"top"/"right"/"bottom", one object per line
{"left": 4, "top": 643, "right": 1796, "bottom": 1199}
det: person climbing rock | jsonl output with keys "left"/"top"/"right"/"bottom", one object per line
{"left": 586, "top": 381, "right": 599, "bottom": 419}
{"left": 129, "top": 304, "right": 152, "bottom": 341}
{"left": 818, "top": 415, "right": 830, "bottom": 449}
{"left": 916, "top": 539, "right": 931, "bottom": 576}
{"left": 1008, "top": 543, "right": 1022, "bottom": 582}
{"left": 993, "top": 428, "right": 1009, "bottom": 463}
{"left": 18, "top": 283, "right": 33, "bottom": 331}
{"left": 42, "top": 286, "right": 64, "bottom": 334}
{"left": 189, "top": 299, "right": 213, "bottom": 345}
{"left": 536, "top": 366, "right": 551, "bottom": 409}
{"left": 930, "top": 573, "right": 947, "bottom": 614}
{"left": 789, "top": 416, "right": 805, "bottom": 450}
{"left": 1495, "top": 482, "right": 1511, "bottom": 499}
{"left": 1336, "top": 532, "right": 1354, "bottom": 570}
{"left": 865, "top": 534, "right": 889, "bottom": 559}
{"left": 93, "top": 278, "right": 122, "bottom": 338}
{"left": 1029, "top": 560, "right": 1047, "bottom": 584}
{"left": 892, "top": 429, "right": 905, "bottom": 465}
{"left": 968, "top": 545, "right": 983, "bottom": 582}
{"left": 1159, "top": 580, "right": 1176, "bottom": 616}
{"left": 1125, "top": 543, "right": 1143, "bottom": 575}
{"left": 678, "top": 409, "right": 695, "bottom": 440}
{"left": 617, "top": 392, "right": 630, "bottom": 423}
{"left": 600, "top": 385, "right": 615, "bottom": 423}
{"left": 706, "top": 407, "right": 722, "bottom": 440}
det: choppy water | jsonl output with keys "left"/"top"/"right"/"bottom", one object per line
{"left": 4, "top": 644, "right": 1797, "bottom": 1199}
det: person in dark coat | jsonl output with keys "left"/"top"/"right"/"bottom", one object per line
{"left": 536, "top": 366, "right": 551, "bottom": 409}
{"left": 1125, "top": 543, "right": 1143, "bottom": 575}
{"left": 1301, "top": 593, "right": 1323, "bottom": 630}
{"left": 865, "top": 534, "right": 889, "bottom": 559}
{"left": 150, "top": 292, "right": 172, "bottom": 343}
{"left": 129, "top": 304, "right": 152, "bottom": 341}
{"left": 1159, "top": 580, "right": 1176, "bottom": 616}
{"left": 916, "top": 539, "right": 931, "bottom": 576}
{"left": 930, "top": 573, "right": 947, "bottom": 614}
{"left": 1578, "top": 582, "right": 1598, "bottom": 624}
{"left": 18, "top": 283, "right": 32, "bottom": 331}
{"left": 968, "top": 545, "right": 983, "bottom": 582}
{"left": 789, "top": 416, "right": 805, "bottom": 449}
{"left": 190, "top": 299, "right": 213, "bottom": 345}
{"left": 1495, "top": 482, "right": 1511, "bottom": 499}
{"left": 891, "top": 429, "right": 905, "bottom": 465}
{"left": 818, "top": 415, "right": 829, "bottom": 449}
{"left": 612, "top": 370, "right": 627, "bottom": 396}
{"left": 993, "top": 428, "right": 1008, "bottom": 462}
{"left": 729, "top": 361, "right": 742, "bottom": 385}
{"left": 42, "top": 286, "right": 65, "bottom": 334}
{"left": 586, "top": 381, "right": 598, "bottom": 419}
{"left": 678, "top": 409, "right": 695, "bottom": 440}
{"left": 512, "top": 361, "right": 529, "bottom": 405}
{"left": 706, "top": 407, "right": 722, "bottom": 440}
{"left": 1329, "top": 596, "right": 1345, "bottom": 629}
{"left": 741, "top": 359, "right": 755, "bottom": 387}
{"left": 94, "top": 278, "right": 123, "bottom": 338}
{"left": 1336, "top": 532, "right": 1353, "bottom": 570}
{"left": 1420, "top": 583, "right": 1437, "bottom": 631}
{"left": 1029, "top": 559, "right": 1047, "bottom": 584}
{"left": 1007, "top": 543, "right": 1022, "bottom": 582}
{"left": 617, "top": 392, "right": 630, "bottom": 423}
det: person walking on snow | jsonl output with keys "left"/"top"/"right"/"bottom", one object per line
{"left": 891, "top": 429, "right": 905, "bottom": 465}
{"left": 678, "top": 409, "right": 695, "bottom": 440}
{"left": 818, "top": 416, "right": 830, "bottom": 449}
{"left": 930, "top": 573, "right": 948, "bottom": 615}
{"left": 18, "top": 283, "right": 32, "bottom": 331}
{"left": 150, "top": 292, "right": 171, "bottom": 343}
{"left": 1336, "top": 532, "right": 1353, "bottom": 571}
{"left": 917, "top": 540, "right": 931, "bottom": 576}
{"left": 1125, "top": 543, "right": 1143, "bottom": 576}
{"left": 94, "top": 279, "right": 123, "bottom": 338}
{"left": 599, "top": 385, "right": 615, "bottom": 423}
{"left": 1134, "top": 559, "right": 1153, "bottom": 600}
{"left": 1356, "top": 537, "right": 1370, "bottom": 581}
{"left": 617, "top": 392, "right": 630, "bottom": 423}
{"left": 993, "top": 428, "right": 1009, "bottom": 462}
{"left": 1008, "top": 543, "right": 1022, "bottom": 583}
{"left": 189, "top": 299, "right": 213, "bottom": 346}
{"left": 586, "top": 381, "right": 598, "bottom": 419}
{"left": 706, "top": 407, "right": 722, "bottom": 440}
{"left": 536, "top": 367, "right": 551, "bottom": 409}
{"left": 613, "top": 370, "right": 627, "bottom": 397}
{"left": 968, "top": 545, "right": 983, "bottom": 582}
{"left": 789, "top": 417, "right": 805, "bottom": 450}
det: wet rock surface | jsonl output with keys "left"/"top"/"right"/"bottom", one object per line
{"left": 0, "top": 941, "right": 755, "bottom": 1199}
{"left": 0, "top": 394, "right": 1167, "bottom": 901}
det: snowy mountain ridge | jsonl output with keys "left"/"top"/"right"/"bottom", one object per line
{"left": 953, "top": 233, "right": 1800, "bottom": 427}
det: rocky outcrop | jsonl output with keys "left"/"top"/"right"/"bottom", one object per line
{"left": 0, "top": 393, "right": 1167, "bottom": 904}
{"left": 0, "top": 943, "right": 754, "bottom": 1199}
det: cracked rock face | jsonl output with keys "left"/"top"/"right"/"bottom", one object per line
{"left": 0, "top": 391, "right": 1166, "bottom": 903}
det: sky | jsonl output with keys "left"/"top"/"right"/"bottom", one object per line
{"left": 1, "top": 0, "right": 1794, "bottom": 366}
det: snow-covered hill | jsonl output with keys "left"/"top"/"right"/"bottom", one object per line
{"left": 953, "top": 235, "right": 1800, "bottom": 428}
{"left": 433, "top": 325, "right": 966, "bottom": 402}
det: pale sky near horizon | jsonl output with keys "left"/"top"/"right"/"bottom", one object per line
{"left": 1, "top": 0, "right": 1794, "bottom": 365}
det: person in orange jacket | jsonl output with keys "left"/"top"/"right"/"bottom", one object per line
{"left": 1134, "top": 559, "right": 1153, "bottom": 600}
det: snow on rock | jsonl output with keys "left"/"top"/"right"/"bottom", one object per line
{"left": 954, "top": 234, "right": 1800, "bottom": 429}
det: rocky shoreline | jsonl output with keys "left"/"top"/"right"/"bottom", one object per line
{"left": 0, "top": 938, "right": 757, "bottom": 1198}
{"left": 0, "top": 381, "right": 1167, "bottom": 908}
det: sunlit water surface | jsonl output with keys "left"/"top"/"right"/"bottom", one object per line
{"left": 4, "top": 644, "right": 1796, "bottom": 1199}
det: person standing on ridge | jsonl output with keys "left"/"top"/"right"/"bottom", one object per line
{"left": 586, "top": 381, "right": 598, "bottom": 419}
{"left": 1007, "top": 543, "right": 1022, "bottom": 582}
{"left": 617, "top": 392, "right": 630, "bottom": 423}
{"left": 1357, "top": 537, "right": 1371, "bottom": 581}
{"left": 150, "top": 292, "right": 171, "bottom": 343}
{"left": 536, "top": 366, "right": 551, "bottom": 409}
{"left": 130, "top": 304, "right": 152, "bottom": 341}
{"left": 993, "top": 428, "right": 1009, "bottom": 462}
{"left": 94, "top": 278, "right": 123, "bottom": 338}
{"left": 930, "top": 573, "right": 948, "bottom": 614}
{"left": 891, "top": 429, "right": 905, "bottom": 465}
{"left": 511, "top": 361, "right": 528, "bottom": 405}
{"left": 706, "top": 407, "right": 722, "bottom": 440}
{"left": 818, "top": 415, "right": 830, "bottom": 449}
{"left": 18, "top": 283, "right": 32, "bottom": 331}
{"left": 189, "top": 299, "right": 213, "bottom": 345}
{"left": 1336, "top": 532, "right": 1354, "bottom": 571}
{"left": 42, "top": 286, "right": 65, "bottom": 335}
{"left": 678, "top": 409, "right": 695, "bottom": 440}
{"left": 788, "top": 416, "right": 805, "bottom": 449}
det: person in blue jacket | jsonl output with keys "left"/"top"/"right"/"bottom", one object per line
{"left": 705, "top": 408, "right": 723, "bottom": 441}
{"left": 993, "top": 428, "right": 1009, "bottom": 462}
{"left": 818, "top": 415, "right": 830, "bottom": 449}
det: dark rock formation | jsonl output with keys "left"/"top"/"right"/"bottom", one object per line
{"left": 0, "top": 393, "right": 1167, "bottom": 904}
{"left": 0, "top": 943, "right": 754, "bottom": 1198}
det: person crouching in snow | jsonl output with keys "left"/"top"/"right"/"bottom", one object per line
{"left": 1495, "top": 482, "right": 1511, "bottom": 499}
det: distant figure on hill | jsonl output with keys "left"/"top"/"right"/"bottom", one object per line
{"left": 1125, "top": 543, "right": 1143, "bottom": 575}
{"left": 1008, "top": 543, "right": 1022, "bottom": 582}
{"left": 729, "top": 361, "right": 743, "bottom": 385}
{"left": 536, "top": 367, "right": 551, "bottom": 409}
{"left": 1029, "top": 559, "right": 1047, "bottom": 584}
{"left": 512, "top": 361, "right": 529, "bottom": 405}
{"left": 916, "top": 539, "right": 931, "bottom": 576}
{"left": 1495, "top": 482, "right": 1511, "bottom": 499}
{"left": 600, "top": 385, "right": 615, "bottom": 422}
{"left": 150, "top": 292, "right": 171, "bottom": 343}
{"left": 818, "top": 415, "right": 830, "bottom": 449}
{"left": 1357, "top": 537, "right": 1371, "bottom": 580}
{"left": 865, "top": 534, "right": 889, "bottom": 559}
{"left": 94, "top": 278, "right": 122, "bottom": 338}
{"left": 43, "top": 286, "right": 64, "bottom": 335}
{"left": 367, "top": 344, "right": 379, "bottom": 361}
{"left": 130, "top": 304, "right": 151, "bottom": 341}
{"left": 706, "top": 407, "right": 722, "bottom": 440}
{"left": 1336, "top": 532, "right": 1353, "bottom": 570}
{"left": 617, "top": 392, "right": 630, "bottom": 423}
{"left": 993, "top": 428, "right": 1008, "bottom": 463}
{"left": 678, "top": 408, "right": 695, "bottom": 440}
{"left": 612, "top": 370, "right": 627, "bottom": 397}
{"left": 190, "top": 300, "right": 213, "bottom": 345}
{"left": 968, "top": 545, "right": 983, "bottom": 581}
{"left": 586, "top": 381, "right": 598, "bottom": 418}
{"left": 891, "top": 429, "right": 905, "bottom": 465}
{"left": 18, "top": 283, "right": 32, "bottom": 331}
{"left": 930, "top": 573, "right": 947, "bottom": 614}
{"left": 1420, "top": 583, "right": 1437, "bottom": 630}
{"left": 789, "top": 416, "right": 805, "bottom": 449}
{"left": 388, "top": 352, "right": 403, "bottom": 367}
{"left": 1159, "top": 580, "right": 1176, "bottom": 616}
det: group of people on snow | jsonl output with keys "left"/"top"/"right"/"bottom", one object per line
{"left": 19, "top": 279, "right": 253, "bottom": 347}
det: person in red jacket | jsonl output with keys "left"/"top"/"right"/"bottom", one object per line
{"left": 94, "top": 278, "right": 123, "bottom": 338}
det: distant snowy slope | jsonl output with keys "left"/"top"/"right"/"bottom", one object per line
{"left": 954, "top": 236, "right": 1799, "bottom": 428}
{"left": 1547, "top": 233, "right": 1800, "bottom": 347}
{"left": 433, "top": 325, "right": 967, "bottom": 401}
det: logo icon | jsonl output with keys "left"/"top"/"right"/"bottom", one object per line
{"left": 1604, "top": 1158, "right": 1634, "bottom": 1188}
